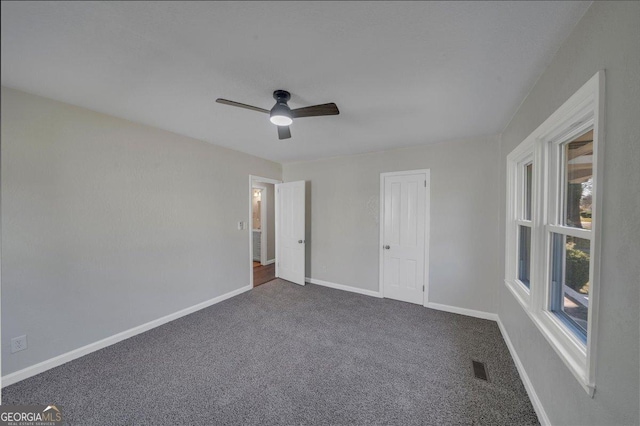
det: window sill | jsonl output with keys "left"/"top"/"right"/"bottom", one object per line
{"left": 503, "top": 281, "right": 595, "bottom": 397}
{"left": 504, "top": 278, "right": 530, "bottom": 310}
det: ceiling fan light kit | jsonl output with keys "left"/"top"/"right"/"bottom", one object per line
{"left": 216, "top": 90, "right": 339, "bottom": 140}
{"left": 269, "top": 91, "right": 293, "bottom": 126}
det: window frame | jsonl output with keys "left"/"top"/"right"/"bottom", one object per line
{"left": 545, "top": 121, "right": 594, "bottom": 345}
{"left": 504, "top": 71, "right": 604, "bottom": 396}
{"left": 505, "top": 145, "right": 535, "bottom": 306}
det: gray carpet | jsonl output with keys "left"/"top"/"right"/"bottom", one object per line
{"left": 3, "top": 280, "right": 539, "bottom": 425}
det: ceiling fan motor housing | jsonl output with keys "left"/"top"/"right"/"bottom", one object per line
{"left": 270, "top": 90, "right": 293, "bottom": 125}
{"left": 273, "top": 90, "right": 291, "bottom": 103}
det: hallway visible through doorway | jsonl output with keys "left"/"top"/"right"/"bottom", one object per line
{"left": 250, "top": 175, "right": 280, "bottom": 287}
{"left": 253, "top": 262, "right": 275, "bottom": 287}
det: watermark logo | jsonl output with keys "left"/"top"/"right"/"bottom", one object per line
{"left": 0, "top": 405, "right": 62, "bottom": 426}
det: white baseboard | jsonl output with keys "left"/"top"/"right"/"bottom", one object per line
{"left": 425, "top": 302, "right": 498, "bottom": 321}
{"left": 263, "top": 259, "right": 275, "bottom": 266}
{"left": 305, "top": 277, "right": 382, "bottom": 298}
{"left": 2, "top": 284, "right": 252, "bottom": 388}
{"left": 497, "top": 318, "right": 550, "bottom": 426}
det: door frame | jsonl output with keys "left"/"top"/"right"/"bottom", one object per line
{"left": 251, "top": 183, "right": 268, "bottom": 265}
{"left": 249, "top": 175, "right": 282, "bottom": 288}
{"left": 378, "top": 169, "right": 431, "bottom": 307}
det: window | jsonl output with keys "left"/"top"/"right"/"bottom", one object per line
{"left": 505, "top": 145, "right": 534, "bottom": 304}
{"left": 504, "top": 72, "right": 603, "bottom": 396}
{"left": 548, "top": 130, "right": 594, "bottom": 344}
{"left": 518, "top": 162, "right": 533, "bottom": 288}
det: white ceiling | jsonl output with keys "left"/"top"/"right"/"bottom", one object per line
{"left": 1, "top": 1, "right": 591, "bottom": 163}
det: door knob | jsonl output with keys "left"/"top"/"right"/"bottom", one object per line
{"left": 384, "top": 245, "right": 390, "bottom": 250}
{"left": 298, "top": 240, "right": 305, "bottom": 244}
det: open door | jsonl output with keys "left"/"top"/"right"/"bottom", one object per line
{"left": 276, "top": 181, "right": 305, "bottom": 285}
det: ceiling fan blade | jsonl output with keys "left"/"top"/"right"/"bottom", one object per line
{"left": 277, "top": 126, "right": 291, "bottom": 140}
{"left": 290, "top": 103, "right": 339, "bottom": 119}
{"left": 215, "top": 98, "right": 269, "bottom": 114}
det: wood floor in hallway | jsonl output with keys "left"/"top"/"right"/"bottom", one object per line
{"left": 253, "top": 262, "right": 275, "bottom": 287}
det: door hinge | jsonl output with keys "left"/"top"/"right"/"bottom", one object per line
{"left": 423, "top": 285, "right": 425, "bottom": 292}
{"left": 424, "top": 180, "right": 427, "bottom": 187}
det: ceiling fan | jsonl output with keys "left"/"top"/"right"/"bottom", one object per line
{"left": 216, "top": 90, "right": 339, "bottom": 140}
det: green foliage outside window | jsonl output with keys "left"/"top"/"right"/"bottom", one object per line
{"left": 566, "top": 242, "right": 590, "bottom": 294}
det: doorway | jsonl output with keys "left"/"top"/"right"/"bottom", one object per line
{"left": 250, "top": 177, "right": 279, "bottom": 287}
{"left": 248, "top": 176, "right": 307, "bottom": 288}
{"left": 250, "top": 176, "right": 278, "bottom": 287}
{"left": 379, "top": 169, "right": 430, "bottom": 305}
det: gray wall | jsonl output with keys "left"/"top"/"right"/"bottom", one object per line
{"left": 1, "top": 87, "right": 282, "bottom": 375}
{"left": 498, "top": 2, "right": 640, "bottom": 425}
{"left": 284, "top": 136, "right": 501, "bottom": 314}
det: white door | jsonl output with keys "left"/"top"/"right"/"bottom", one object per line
{"left": 380, "top": 171, "right": 429, "bottom": 304}
{"left": 276, "top": 181, "right": 305, "bottom": 285}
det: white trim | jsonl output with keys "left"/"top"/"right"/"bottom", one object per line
{"left": 306, "top": 278, "right": 499, "bottom": 323}
{"left": 546, "top": 224, "right": 591, "bottom": 240}
{"left": 586, "top": 70, "right": 605, "bottom": 388}
{"left": 249, "top": 176, "right": 281, "bottom": 186}
{"left": 378, "top": 169, "right": 429, "bottom": 177}
{"left": 497, "top": 318, "right": 551, "bottom": 426}
{"left": 423, "top": 171, "right": 431, "bottom": 308}
{"left": 515, "top": 219, "right": 533, "bottom": 228}
{"left": 504, "top": 278, "right": 530, "bottom": 312}
{"left": 379, "top": 174, "right": 384, "bottom": 298}
{"left": 504, "top": 279, "right": 594, "bottom": 395}
{"left": 263, "top": 258, "right": 276, "bottom": 266}
{"left": 305, "top": 277, "right": 382, "bottom": 298}
{"left": 249, "top": 175, "right": 282, "bottom": 288}
{"left": 252, "top": 183, "right": 268, "bottom": 264}
{"left": 505, "top": 138, "right": 534, "bottom": 307}
{"left": 275, "top": 184, "right": 279, "bottom": 280}
{"left": 2, "top": 285, "right": 252, "bottom": 387}
{"left": 261, "top": 187, "right": 267, "bottom": 264}
{"left": 426, "top": 302, "right": 498, "bottom": 322}
{"left": 379, "top": 169, "right": 431, "bottom": 306}
{"left": 502, "top": 71, "right": 603, "bottom": 396}
{"left": 536, "top": 72, "right": 601, "bottom": 395}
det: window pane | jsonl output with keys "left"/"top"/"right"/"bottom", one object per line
{"left": 518, "top": 225, "right": 531, "bottom": 288}
{"left": 550, "top": 233, "right": 590, "bottom": 342}
{"left": 524, "top": 163, "right": 533, "bottom": 220}
{"left": 564, "top": 130, "right": 593, "bottom": 229}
